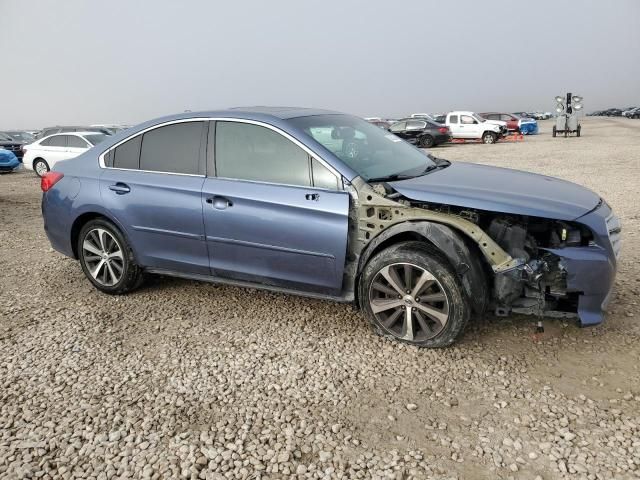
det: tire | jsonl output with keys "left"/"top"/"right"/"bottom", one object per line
{"left": 359, "top": 241, "right": 469, "bottom": 348}
{"left": 552, "top": 126, "right": 557, "bottom": 137}
{"left": 33, "top": 158, "right": 50, "bottom": 177}
{"left": 419, "top": 135, "right": 435, "bottom": 148}
{"left": 482, "top": 132, "right": 497, "bottom": 144}
{"left": 78, "top": 218, "right": 143, "bottom": 294}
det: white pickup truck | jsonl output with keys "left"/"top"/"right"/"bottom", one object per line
{"left": 445, "top": 111, "right": 505, "bottom": 144}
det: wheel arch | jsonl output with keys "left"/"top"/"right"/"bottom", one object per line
{"left": 355, "top": 221, "right": 491, "bottom": 315}
{"left": 70, "top": 211, "right": 137, "bottom": 261}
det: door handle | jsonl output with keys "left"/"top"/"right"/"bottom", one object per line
{"left": 109, "top": 183, "right": 130, "bottom": 195}
{"left": 305, "top": 193, "right": 320, "bottom": 201}
{"left": 206, "top": 196, "right": 233, "bottom": 209}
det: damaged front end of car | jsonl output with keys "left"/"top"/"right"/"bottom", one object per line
{"left": 347, "top": 177, "right": 621, "bottom": 326}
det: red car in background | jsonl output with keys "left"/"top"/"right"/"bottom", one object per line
{"left": 479, "top": 112, "right": 520, "bottom": 131}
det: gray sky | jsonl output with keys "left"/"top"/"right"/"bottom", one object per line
{"left": 1, "top": 0, "right": 639, "bottom": 129}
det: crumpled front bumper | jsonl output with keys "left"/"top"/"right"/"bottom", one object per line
{"left": 543, "top": 201, "right": 620, "bottom": 326}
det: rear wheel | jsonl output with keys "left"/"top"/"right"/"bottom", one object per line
{"left": 482, "top": 132, "right": 497, "bottom": 144}
{"left": 78, "top": 218, "right": 143, "bottom": 294}
{"left": 33, "top": 158, "right": 50, "bottom": 177}
{"left": 419, "top": 135, "right": 435, "bottom": 148}
{"left": 360, "top": 242, "right": 469, "bottom": 348}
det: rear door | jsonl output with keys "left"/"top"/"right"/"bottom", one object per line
{"left": 447, "top": 114, "right": 462, "bottom": 137}
{"left": 202, "top": 120, "right": 349, "bottom": 295}
{"left": 100, "top": 120, "right": 210, "bottom": 274}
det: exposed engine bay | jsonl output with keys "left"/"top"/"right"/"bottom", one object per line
{"left": 350, "top": 177, "right": 592, "bottom": 320}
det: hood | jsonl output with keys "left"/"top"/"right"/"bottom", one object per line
{"left": 484, "top": 119, "right": 507, "bottom": 127}
{"left": 387, "top": 161, "right": 601, "bottom": 221}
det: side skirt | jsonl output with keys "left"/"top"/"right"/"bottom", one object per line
{"left": 144, "top": 268, "right": 356, "bottom": 304}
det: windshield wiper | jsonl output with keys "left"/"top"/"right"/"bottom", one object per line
{"left": 367, "top": 173, "right": 417, "bottom": 182}
{"left": 368, "top": 159, "right": 450, "bottom": 183}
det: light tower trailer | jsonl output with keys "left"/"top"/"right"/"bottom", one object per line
{"left": 552, "top": 92, "right": 582, "bottom": 137}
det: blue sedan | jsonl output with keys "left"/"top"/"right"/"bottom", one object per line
{"left": 0, "top": 149, "right": 20, "bottom": 172}
{"left": 40, "top": 107, "right": 620, "bottom": 347}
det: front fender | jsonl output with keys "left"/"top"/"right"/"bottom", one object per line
{"left": 357, "top": 221, "right": 489, "bottom": 315}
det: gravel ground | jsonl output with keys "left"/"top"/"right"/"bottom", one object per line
{"left": 1, "top": 117, "right": 639, "bottom": 479}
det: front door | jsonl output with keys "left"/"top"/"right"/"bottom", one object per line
{"left": 202, "top": 120, "right": 350, "bottom": 295}
{"left": 99, "top": 121, "right": 209, "bottom": 274}
{"left": 459, "top": 114, "right": 480, "bottom": 138}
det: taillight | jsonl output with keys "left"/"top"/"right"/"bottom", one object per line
{"left": 438, "top": 127, "right": 448, "bottom": 133}
{"left": 41, "top": 172, "right": 64, "bottom": 192}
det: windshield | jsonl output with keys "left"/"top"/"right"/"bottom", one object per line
{"left": 471, "top": 113, "right": 486, "bottom": 123}
{"left": 83, "top": 133, "right": 108, "bottom": 146}
{"left": 288, "top": 114, "right": 436, "bottom": 181}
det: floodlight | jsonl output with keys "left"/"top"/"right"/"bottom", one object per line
{"left": 555, "top": 96, "right": 564, "bottom": 103}
{"left": 574, "top": 103, "right": 583, "bottom": 110}
{"left": 572, "top": 95, "right": 583, "bottom": 103}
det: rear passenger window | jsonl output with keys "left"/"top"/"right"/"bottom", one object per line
{"left": 139, "top": 122, "right": 204, "bottom": 175}
{"left": 42, "top": 135, "right": 67, "bottom": 147}
{"left": 113, "top": 135, "right": 142, "bottom": 169}
{"left": 215, "top": 122, "right": 311, "bottom": 187}
{"left": 67, "top": 136, "right": 88, "bottom": 148}
{"left": 449, "top": 115, "right": 458, "bottom": 124}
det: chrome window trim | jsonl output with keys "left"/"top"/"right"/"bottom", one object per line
{"left": 209, "top": 175, "right": 343, "bottom": 193}
{"left": 98, "top": 117, "right": 342, "bottom": 181}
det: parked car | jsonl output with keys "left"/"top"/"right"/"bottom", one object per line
{"left": 623, "top": 107, "right": 640, "bottom": 118}
{"left": 431, "top": 114, "right": 446, "bottom": 124}
{"left": 0, "top": 148, "right": 20, "bottom": 172}
{"left": 445, "top": 111, "right": 505, "bottom": 143}
{"left": 0, "top": 132, "right": 25, "bottom": 159}
{"left": 2, "top": 131, "right": 35, "bottom": 143}
{"left": 35, "top": 126, "right": 113, "bottom": 139}
{"left": 388, "top": 118, "right": 450, "bottom": 147}
{"left": 23, "top": 132, "right": 109, "bottom": 176}
{"left": 479, "top": 113, "right": 539, "bottom": 135}
{"left": 603, "top": 108, "right": 623, "bottom": 117}
{"left": 39, "top": 108, "right": 621, "bottom": 348}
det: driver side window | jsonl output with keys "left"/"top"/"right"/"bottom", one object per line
{"left": 461, "top": 115, "right": 475, "bottom": 125}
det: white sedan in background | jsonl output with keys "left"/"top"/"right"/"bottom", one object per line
{"left": 23, "top": 131, "right": 109, "bottom": 176}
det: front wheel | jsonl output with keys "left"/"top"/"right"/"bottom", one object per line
{"left": 482, "top": 132, "right": 497, "bottom": 144}
{"left": 359, "top": 242, "right": 469, "bottom": 348}
{"left": 78, "top": 218, "right": 143, "bottom": 294}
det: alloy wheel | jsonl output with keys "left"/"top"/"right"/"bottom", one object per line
{"left": 82, "top": 228, "right": 124, "bottom": 286}
{"left": 368, "top": 262, "right": 449, "bottom": 342}
{"left": 35, "top": 160, "right": 49, "bottom": 176}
